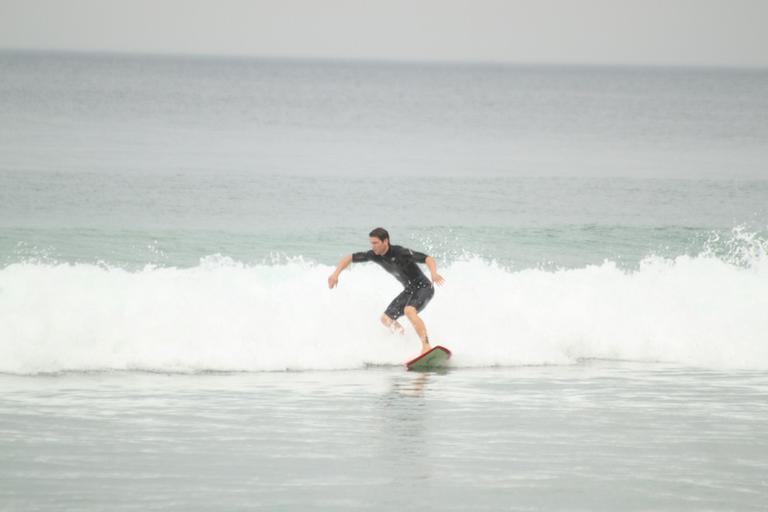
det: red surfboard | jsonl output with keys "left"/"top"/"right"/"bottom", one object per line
{"left": 405, "top": 345, "right": 452, "bottom": 371}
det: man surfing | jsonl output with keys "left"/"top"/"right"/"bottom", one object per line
{"left": 327, "top": 228, "right": 445, "bottom": 354}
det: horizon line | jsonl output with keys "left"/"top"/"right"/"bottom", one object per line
{"left": 2, "top": 46, "right": 766, "bottom": 72}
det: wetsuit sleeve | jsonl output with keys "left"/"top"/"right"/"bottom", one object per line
{"left": 352, "top": 250, "right": 374, "bottom": 262}
{"left": 407, "top": 248, "right": 428, "bottom": 263}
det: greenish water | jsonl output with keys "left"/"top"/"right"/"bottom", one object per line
{"left": 2, "top": 171, "right": 767, "bottom": 269}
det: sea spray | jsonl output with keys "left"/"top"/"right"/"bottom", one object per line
{"left": 2, "top": 244, "right": 767, "bottom": 373}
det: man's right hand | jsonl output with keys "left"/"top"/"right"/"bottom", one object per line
{"left": 328, "top": 274, "right": 339, "bottom": 289}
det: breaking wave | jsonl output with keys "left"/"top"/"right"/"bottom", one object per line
{"left": 2, "top": 237, "right": 767, "bottom": 373}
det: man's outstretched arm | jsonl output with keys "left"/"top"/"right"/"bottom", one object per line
{"left": 424, "top": 256, "right": 445, "bottom": 286}
{"left": 328, "top": 254, "right": 353, "bottom": 289}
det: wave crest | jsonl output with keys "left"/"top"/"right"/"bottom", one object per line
{"left": 2, "top": 243, "right": 767, "bottom": 373}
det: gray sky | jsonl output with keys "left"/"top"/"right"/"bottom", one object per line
{"left": 1, "top": 0, "right": 766, "bottom": 67}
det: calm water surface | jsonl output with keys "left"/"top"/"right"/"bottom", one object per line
{"left": 2, "top": 364, "right": 767, "bottom": 511}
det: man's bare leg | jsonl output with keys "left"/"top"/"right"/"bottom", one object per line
{"left": 403, "top": 306, "right": 431, "bottom": 354}
{"left": 380, "top": 314, "right": 404, "bottom": 335}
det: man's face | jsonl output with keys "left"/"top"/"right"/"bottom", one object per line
{"left": 370, "top": 236, "right": 389, "bottom": 256}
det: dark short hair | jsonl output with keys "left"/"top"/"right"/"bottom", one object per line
{"left": 369, "top": 227, "right": 389, "bottom": 241}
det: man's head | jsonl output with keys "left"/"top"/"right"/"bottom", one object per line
{"left": 369, "top": 227, "right": 390, "bottom": 255}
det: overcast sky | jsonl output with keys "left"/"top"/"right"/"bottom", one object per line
{"left": 1, "top": 0, "right": 766, "bottom": 67}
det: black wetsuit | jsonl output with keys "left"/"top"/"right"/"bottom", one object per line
{"left": 352, "top": 245, "right": 435, "bottom": 320}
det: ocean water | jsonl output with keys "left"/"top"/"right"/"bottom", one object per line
{"left": 1, "top": 51, "right": 768, "bottom": 510}
{"left": 2, "top": 367, "right": 767, "bottom": 511}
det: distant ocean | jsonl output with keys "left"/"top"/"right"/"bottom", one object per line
{"left": 1, "top": 51, "right": 767, "bottom": 510}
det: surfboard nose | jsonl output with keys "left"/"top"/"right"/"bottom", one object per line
{"left": 405, "top": 345, "right": 452, "bottom": 370}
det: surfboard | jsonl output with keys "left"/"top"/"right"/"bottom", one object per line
{"left": 405, "top": 345, "right": 452, "bottom": 371}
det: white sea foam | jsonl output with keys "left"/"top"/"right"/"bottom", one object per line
{"left": 1, "top": 250, "right": 767, "bottom": 374}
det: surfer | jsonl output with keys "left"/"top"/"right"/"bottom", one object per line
{"left": 328, "top": 228, "right": 445, "bottom": 354}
